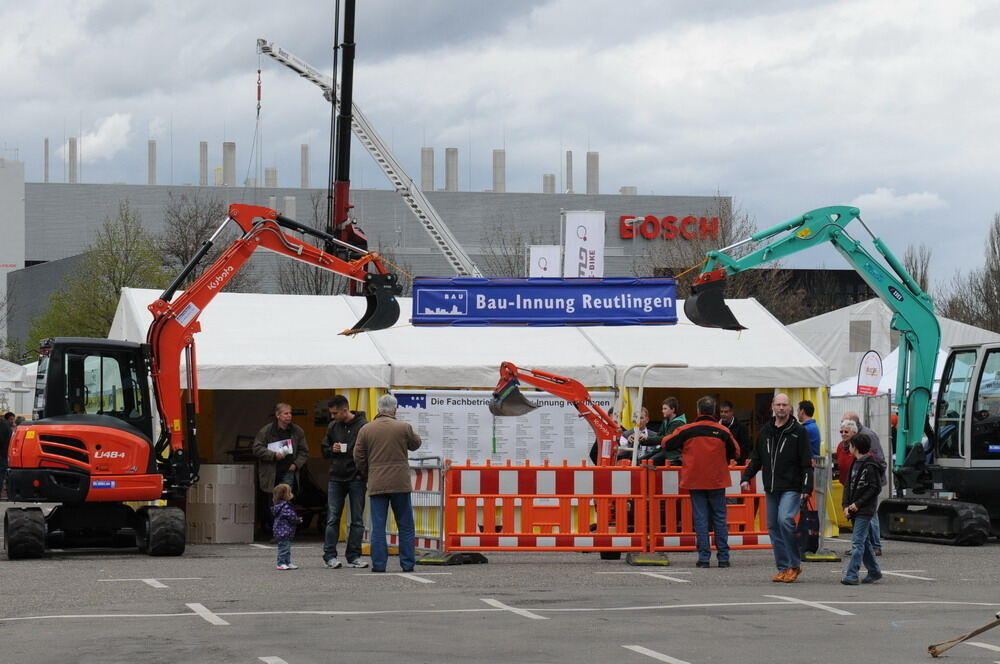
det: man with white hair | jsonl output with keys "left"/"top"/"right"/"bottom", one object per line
{"left": 353, "top": 394, "right": 423, "bottom": 573}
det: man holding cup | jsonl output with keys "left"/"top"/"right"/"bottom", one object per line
{"left": 321, "top": 395, "right": 369, "bottom": 569}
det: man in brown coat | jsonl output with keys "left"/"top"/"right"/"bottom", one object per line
{"left": 354, "top": 394, "right": 422, "bottom": 572}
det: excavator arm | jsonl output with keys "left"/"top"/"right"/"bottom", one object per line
{"left": 684, "top": 205, "right": 940, "bottom": 470}
{"left": 147, "top": 203, "right": 401, "bottom": 492}
{"left": 490, "top": 361, "right": 623, "bottom": 466}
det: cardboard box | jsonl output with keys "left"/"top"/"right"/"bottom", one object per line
{"left": 187, "top": 464, "right": 255, "bottom": 505}
{"left": 185, "top": 502, "right": 255, "bottom": 544}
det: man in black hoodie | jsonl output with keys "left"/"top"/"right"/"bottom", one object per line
{"left": 840, "top": 433, "right": 884, "bottom": 585}
{"left": 321, "top": 395, "right": 370, "bottom": 569}
{"left": 741, "top": 393, "right": 813, "bottom": 583}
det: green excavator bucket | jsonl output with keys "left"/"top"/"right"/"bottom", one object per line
{"left": 348, "top": 272, "right": 402, "bottom": 334}
{"left": 684, "top": 279, "right": 746, "bottom": 331}
{"left": 489, "top": 378, "right": 539, "bottom": 416}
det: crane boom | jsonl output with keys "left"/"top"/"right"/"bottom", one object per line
{"left": 684, "top": 205, "right": 940, "bottom": 470}
{"left": 257, "top": 38, "right": 483, "bottom": 278}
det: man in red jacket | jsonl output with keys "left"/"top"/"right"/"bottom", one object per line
{"left": 661, "top": 396, "right": 741, "bottom": 568}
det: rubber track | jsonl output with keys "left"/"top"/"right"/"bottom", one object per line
{"left": 146, "top": 506, "right": 186, "bottom": 556}
{"left": 5, "top": 508, "right": 46, "bottom": 560}
{"left": 881, "top": 497, "right": 990, "bottom": 546}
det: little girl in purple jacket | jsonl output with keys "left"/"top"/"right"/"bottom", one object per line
{"left": 272, "top": 483, "right": 302, "bottom": 570}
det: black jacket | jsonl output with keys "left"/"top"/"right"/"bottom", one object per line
{"left": 742, "top": 417, "right": 813, "bottom": 494}
{"left": 321, "top": 411, "right": 368, "bottom": 481}
{"left": 842, "top": 453, "right": 885, "bottom": 518}
{"left": 719, "top": 416, "right": 751, "bottom": 464}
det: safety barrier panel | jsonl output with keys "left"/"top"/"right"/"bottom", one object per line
{"left": 646, "top": 467, "right": 770, "bottom": 551}
{"left": 365, "top": 457, "right": 445, "bottom": 553}
{"left": 443, "top": 460, "right": 647, "bottom": 552}
{"left": 440, "top": 462, "right": 772, "bottom": 555}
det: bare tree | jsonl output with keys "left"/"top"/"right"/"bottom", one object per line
{"left": 629, "top": 198, "right": 806, "bottom": 323}
{"left": 276, "top": 193, "right": 350, "bottom": 295}
{"left": 157, "top": 191, "right": 258, "bottom": 292}
{"left": 902, "top": 243, "right": 932, "bottom": 293}
{"left": 479, "top": 213, "right": 559, "bottom": 278}
{"left": 938, "top": 212, "right": 1000, "bottom": 331}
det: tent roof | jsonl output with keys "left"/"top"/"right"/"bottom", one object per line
{"left": 787, "top": 298, "right": 1000, "bottom": 383}
{"left": 109, "top": 289, "right": 827, "bottom": 390}
{"left": 110, "top": 289, "right": 391, "bottom": 389}
{"left": 0, "top": 357, "right": 25, "bottom": 384}
{"left": 587, "top": 298, "right": 828, "bottom": 388}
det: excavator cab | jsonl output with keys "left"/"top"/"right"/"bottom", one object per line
{"left": 489, "top": 377, "right": 540, "bottom": 417}
{"left": 684, "top": 272, "right": 746, "bottom": 331}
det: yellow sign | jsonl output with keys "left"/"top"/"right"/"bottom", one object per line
{"left": 173, "top": 419, "right": 182, "bottom": 432}
{"left": 26, "top": 430, "right": 36, "bottom": 439}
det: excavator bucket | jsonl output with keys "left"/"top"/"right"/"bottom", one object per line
{"left": 348, "top": 272, "right": 402, "bottom": 334}
{"left": 684, "top": 279, "right": 746, "bottom": 331}
{"left": 489, "top": 378, "right": 539, "bottom": 416}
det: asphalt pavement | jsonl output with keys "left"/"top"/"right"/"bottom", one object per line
{"left": 1, "top": 523, "right": 999, "bottom": 664}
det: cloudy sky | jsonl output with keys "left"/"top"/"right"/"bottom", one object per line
{"left": 3, "top": 0, "right": 999, "bottom": 285}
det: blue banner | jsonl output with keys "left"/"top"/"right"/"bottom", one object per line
{"left": 411, "top": 277, "right": 677, "bottom": 326}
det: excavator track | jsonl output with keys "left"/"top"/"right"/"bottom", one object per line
{"left": 879, "top": 497, "right": 991, "bottom": 546}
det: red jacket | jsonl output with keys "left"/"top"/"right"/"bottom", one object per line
{"left": 662, "top": 415, "right": 740, "bottom": 490}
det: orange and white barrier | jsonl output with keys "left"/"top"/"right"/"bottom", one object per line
{"left": 647, "top": 467, "right": 770, "bottom": 551}
{"left": 444, "top": 460, "right": 647, "bottom": 553}
{"left": 440, "top": 461, "right": 772, "bottom": 556}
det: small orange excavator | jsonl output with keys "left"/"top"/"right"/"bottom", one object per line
{"left": 3, "top": 203, "right": 401, "bottom": 559}
{"left": 489, "top": 361, "right": 624, "bottom": 465}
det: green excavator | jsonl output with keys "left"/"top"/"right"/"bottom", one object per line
{"left": 685, "top": 205, "right": 996, "bottom": 545}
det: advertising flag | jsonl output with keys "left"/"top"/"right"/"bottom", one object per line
{"left": 562, "top": 210, "right": 606, "bottom": 278}
{"left": 528, "top": 245, "right": 562, "bottom": 278}
{"left": 857, "top": 350, "right": 883, "bottom": 396}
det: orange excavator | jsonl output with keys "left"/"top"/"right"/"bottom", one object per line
{"left": 3, "top": 203, "right": 401, "bottom": 559}
{"left": 489, "top": 361, "right": 624, "bottom": 465}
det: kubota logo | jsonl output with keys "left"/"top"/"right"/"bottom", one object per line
{"left": 95, "top": 450, "right": 126, "bottom": 459}
{"left": 208, "top": 266, "right": 235, "bottom": 290}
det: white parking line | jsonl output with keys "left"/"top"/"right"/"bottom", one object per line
{"left": 186, "top": 602, "right": 230, "bottom": 626}
{"left": 359, "top": 572, "right": 452, "bottom": 584}
{"left": 249, "top": 544, "right": 274, "bottom": 549}
{"left": 765, "top": 595, "right": 854, "bottom": 616}
{"left": 882, "top": 571, "right": 935, "bottom": 581}
{"left": 259, "top": 658, "right": 290, "bottom": 664}
{"left": 597, "top": 571, "right": 691, "bottom": 583}
{"left": 481, "top": 598, "right": 548, "bottom": 620}
{"left": 622, "top": 645, "right": 691, "bottom": 663}
{"left": 967, "top": 641, "right": 1000, "bottom": 652}
{"left": 99, "top": 578, "right": 202, "bottom": 589}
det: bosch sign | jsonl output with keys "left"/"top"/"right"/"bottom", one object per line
{"left": 619, "top": 215, "right": 720, "bottom": 241}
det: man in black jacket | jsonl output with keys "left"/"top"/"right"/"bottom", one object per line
{"left": 741, "top": 393, "right": 812, "bottom": 583}
{"left": 719, "top": 401, "right": 751, "bottom": 464}
{"left": 321, "top": 395, "right": 369, "bottom": 569}
{"left": 840, "top": 433, "right": 884, "bottom": 585}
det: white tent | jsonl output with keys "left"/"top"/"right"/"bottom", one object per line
{"left": 585, "top": 299, "right": 829, "bottom": 387}
{"left": 108, "top": 289, "right": 827, "bottom": 390}
{"left": 829, "top": 347, "right": 950, "bottom": 397}
{"left": 788, "top": 298, "right": 1000, "bottom": 384}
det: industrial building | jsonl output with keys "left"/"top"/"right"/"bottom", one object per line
{"left": 0, "top": 142, "right": 732, "bottom": 352}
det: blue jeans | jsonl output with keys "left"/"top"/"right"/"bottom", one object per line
{"left": 323, "top": 479, "right": 367, "bottom": 563}
{"left": 690, "top": 488, "right": 729, "bottom": 563}
{"left": 843, "top": 515, "right": 881, "bottom": 581}
{"left": 870, "top": 512, "right": 882, "bottom": 548}
{"left": 369, "top": 492, "right": 415, "bottom": 572}
{"left": 766, "top": 491, "right": 802, "bottom": 571}
{"left": 276, "top": 539, "right": 292, "bottom": 566}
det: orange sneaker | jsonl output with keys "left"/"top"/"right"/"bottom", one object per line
{"left": 782, "top": 567, "right": 802, "bottom": 583}
{"left": 771, "top": 570, "right": 789, "bottom": 582}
